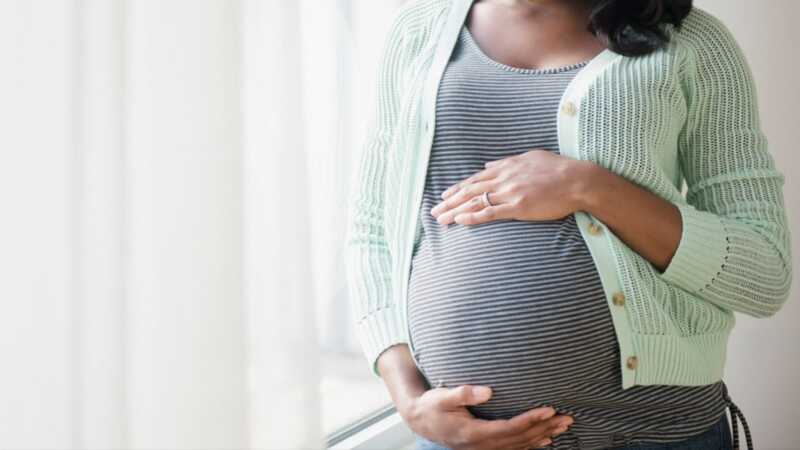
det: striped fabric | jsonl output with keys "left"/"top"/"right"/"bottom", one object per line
{"left": 406, "top": 26, "right": 728, "bottom": 449}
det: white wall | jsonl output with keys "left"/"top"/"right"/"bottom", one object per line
{"left": 695, "top": 1, "right": 800, "bottom": 449}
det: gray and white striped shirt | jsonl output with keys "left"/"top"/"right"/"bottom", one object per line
{"left": 406, "top": 25, "right": 728, "bottom": 449}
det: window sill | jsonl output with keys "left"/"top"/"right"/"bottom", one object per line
{"left": 327, "top": 403, "right": 415, "bottom": 450}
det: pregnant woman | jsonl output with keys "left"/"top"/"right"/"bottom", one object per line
{"left": 344, "top": 0, "right": 793, "bottom": 449}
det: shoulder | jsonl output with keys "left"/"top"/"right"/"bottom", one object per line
{"left": 386, "top": 0, "right": 450, "bottom": 33}
{"left": 384, "top": 0, "right": 452, "bottom": 45}
{"left": 668, "top": 6, "right": 749, "bottom": 64}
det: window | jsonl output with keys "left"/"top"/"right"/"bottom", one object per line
{"left": 0, "top": 0, "right": 415, "bottom": 447}
{"left": 314, "top": 0, "right": 410, "bottom": 438}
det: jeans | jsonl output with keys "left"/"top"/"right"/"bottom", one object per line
{"left": 412, "top": 412, "right": 733, "bottom": 450}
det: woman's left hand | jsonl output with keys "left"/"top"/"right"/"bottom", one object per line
{"left": 430, "top": 149, "right": 592, "bottom": 226}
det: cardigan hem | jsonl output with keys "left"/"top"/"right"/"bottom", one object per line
{"left": 630, "top": 329, "right": 732, "bottom": 387}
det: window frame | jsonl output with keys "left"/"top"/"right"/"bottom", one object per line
{"left": 327, "top": 403, "right": 415, "bottom": 450}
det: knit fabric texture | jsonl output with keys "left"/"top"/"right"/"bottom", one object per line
{"left": 344, "top": 0, "right": 793, "bottom": 388}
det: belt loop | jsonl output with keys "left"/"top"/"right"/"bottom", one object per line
{"left": 722, "top": 382, "right": 753, "bottom": 450}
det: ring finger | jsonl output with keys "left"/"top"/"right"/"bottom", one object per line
{"left": 436, "top": 188, "right": 513, "bottom": 225}
{"left": 432, "top": 179, "right": 496, "bottom": 217}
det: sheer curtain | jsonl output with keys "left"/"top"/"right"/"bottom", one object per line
{"left": 0, "top": 0, "right": 404, "bottom": 448}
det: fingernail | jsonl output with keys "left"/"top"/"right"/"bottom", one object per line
{"left": 539, "top": 438, "right": 552, "bottom": 446}
{"left": 472, "top": 386, "right": 491, "bottom": 398}
{"left": 539, "top": 408, "right": 555, "bottom": 419}
{"left": 552, "top": 426, "right": 567, "bottom": 435}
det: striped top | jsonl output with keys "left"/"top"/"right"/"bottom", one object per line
{"left": 406, "top": 25, "right": 729, "bottom": 449}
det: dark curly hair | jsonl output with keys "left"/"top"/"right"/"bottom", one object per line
{"left": 583, "top": 0, "right": 693, "bottom": 56}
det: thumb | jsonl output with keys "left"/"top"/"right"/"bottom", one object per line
{"left": 442, "top": 385, "right": 493, "bottom": 408}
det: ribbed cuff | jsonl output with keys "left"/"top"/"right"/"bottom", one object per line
{"left": 658, "top": 201, "right": 730, "bottom": 296}
{"left": 355, "top": 303, "right": 409, "bottom": 379}
{"left": 630, "top": 330, "right": 731, "bottom": 387}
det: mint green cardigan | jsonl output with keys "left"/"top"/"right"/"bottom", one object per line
{"left": 344, "top": 0, "right": 793, "bottom": 389}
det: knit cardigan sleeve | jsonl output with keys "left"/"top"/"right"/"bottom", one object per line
{"left": 344, "top": 7, "right": 422, "bottom": 378}
{"left": 657, "top": 12, "right": 793, "bottom": 318}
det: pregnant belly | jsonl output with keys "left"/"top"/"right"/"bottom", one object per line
{"left": 406, "top": 216, "right": 621, "bottom": 420}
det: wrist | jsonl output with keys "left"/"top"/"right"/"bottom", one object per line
{"left": 396, "top": 394, "right": 422, "bottom": 423}
{"left": 567, "top": 159, "right": 610, "bottom": 214}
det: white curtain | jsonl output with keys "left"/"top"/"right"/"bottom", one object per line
{"left": 0, "top": 0, "right": 403, "bottom": 448}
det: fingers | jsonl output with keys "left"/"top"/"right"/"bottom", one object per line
{"left": 491, "top": 421, "right": 561, "bottom": 450}
{"left": 517, "top": 414, "right": 573, "bottom": 448}
{"left": 525, "top": 437, "right": 552, "bottom": 449}
{"left": 455, "top": 202, "right": 517, "bottom": 225}
{"left": 441, "top": 166, "right": 504, "bottom": 199}
{"left": 440, "top": 195, "right": 493, "bottom": 225}
{"left": 466, "top": 406, "right": 555, "bottom": 442}
{"left": 439, "top": 385, "right": 493, "bottom": 409}
{"left": 434, "top": 186, "right": 518, "bottom": 225}
{"left": 441, "top": 187, "right": 516, "bottom": 225}
{"left": 484, "top": 154, "right": 520, "bottom": 169}
{"left": 475, "top": 408, "right": 574, "bottom": 450}
{"left": 432, "top": 178, "right": 496, "bottom": 218}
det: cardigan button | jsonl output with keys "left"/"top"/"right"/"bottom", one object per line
{"left": 587, "top": 222, "right": 603, "bottom": 236}
{"left": 612, "top": 291, "right": 625, "bottom": 306}
{"left": 626, "top": 356, "right": 638, "bottom": 370}
{"left": 561, "top": 101, "right": 577, "bottom": 117}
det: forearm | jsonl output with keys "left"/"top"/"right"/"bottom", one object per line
{"left": 569, "top": 161, "right": 682, "bottom": 272}
{"left": 376, "top": 344, "right": 429, "bottom": 419}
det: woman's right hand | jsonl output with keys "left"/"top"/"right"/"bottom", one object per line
{"left": 399, "top": 385, "right": 573, "bottom": 450}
